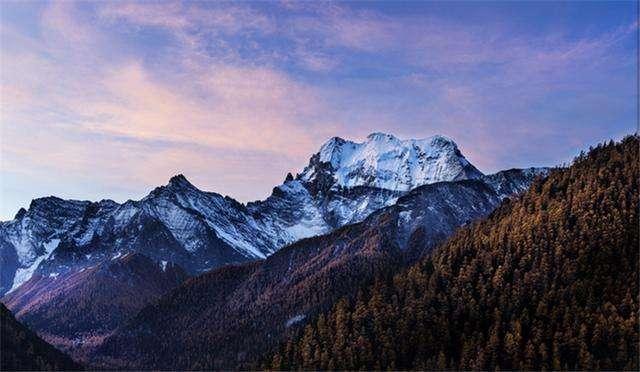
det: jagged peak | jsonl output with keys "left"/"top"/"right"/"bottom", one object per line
{"left": 97, "top": 199, "right": 120, "bottom": 208}
{"left": 320, "top": 132, "right": 459, "bottom": 152}
{"left": 428, "top": 134, "right": 455, "bottom": 144}
{"left": 28, "top": 196, "right": 65, "bottom": 209}
{"left": 366, "top": 132, "right": 398, "bottom": 141}
{"left": 325, "top": 136, "right": 346, "bottom": 145}
{"left": 284, "top": 172, "right": 294, "bottom": 183}
{"left": 142, "top": 174, "right": 200, "bottom": 201}
{"left": 318, "top": 136, "right": 346, "bottom": 156}
{"left": 14, "top": 208, "right": 27, "bottom": 220}
{"left": 167, "top": 174, "right": 197, "bottom": 190}
{"left": 27, "top": 196, "right": 89, "bottom": 213}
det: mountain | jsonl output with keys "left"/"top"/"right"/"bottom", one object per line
{"left": 2, "top": 252, "right": 187, "bottom": 360}
{"left": 0, "top": 176, "right": 270, "bottom": 298}
{"left": 1, "top": 132, "right": 543, "bottom": 296}
{"left": 269, "top": 136, "right": 639, "bottom": 370}
{"left": 1, "top": 303, "right": 82, "bottom": 370}
{"left": 1, "top": 133, "right": 546, "bottom": 362}
{"left": 1, "top": 197, "right": 92, "bottom": 295}
{"left": 93, "top": 175, "right": 537, "bottom": 369}
{"left": 297, "top": 133, "right": 483, "bottom": 193}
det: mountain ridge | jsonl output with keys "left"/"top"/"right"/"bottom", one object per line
{"left": 2, "top": 133, "right": 548, "bottom": 362}
{"left": 1, "top": 133, "right": 547, "bottom": 296}
{"left": 1, "top": 303, "right": 82, "bottom": 370}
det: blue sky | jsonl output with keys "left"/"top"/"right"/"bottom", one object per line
{"left": 0, "top": 1, "right": 637, "bottom": 220}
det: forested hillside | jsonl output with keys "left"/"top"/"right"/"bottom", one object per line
{"left": 270, "top": 135, "right": 639, "bottom": 370}
{"left": 1, "top": 304, "right": 82, "bottom": 370}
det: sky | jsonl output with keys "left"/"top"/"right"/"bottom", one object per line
{"left": 0, "top": 1, "right": 637, "bottom": 220}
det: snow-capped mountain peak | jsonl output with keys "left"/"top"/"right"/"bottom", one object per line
{"left": 299, "top": 132, "right": 483, "bottom": 193}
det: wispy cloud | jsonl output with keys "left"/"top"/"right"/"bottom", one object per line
{"left": 0, "top": 0, "right": 636, "bottom": 219}
{"left": 1, "top": 1, "right": 341, "bottom": 209}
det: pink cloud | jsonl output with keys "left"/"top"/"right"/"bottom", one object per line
{"left": 2, "top": 52, "right": 340, "bottom": 190}
{"left": 98, "top": 1, "right": 275, "bottom": 35}
{"left": 1, "top": 0, "right": 634, "bottom": 213}
{"left": 1, "top": 2, "right": 343, "bottom": 204}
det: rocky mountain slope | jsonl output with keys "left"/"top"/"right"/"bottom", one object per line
{"left": 2, "top": 252, "right": 187, "bottom": 360}
{"left": 1, "top": 133, "right": 547, "bottom": 362}
{"left": 1, "top": 303, "right": 82, "bottom": 370}
{"left": 298, "top": 133, "right": 483, "bottom": 192}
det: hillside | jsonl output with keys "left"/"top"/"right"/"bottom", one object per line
{"left": 1, "top": 303, "right": 82, "bottom": 370}
{"left": 3, "top": 253, "right": 187, "bottom": 361}
{"left": 270, "top": 135, "right": 639, "bottom": 370}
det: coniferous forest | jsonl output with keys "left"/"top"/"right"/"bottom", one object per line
{"left": 269, "top": 136, "right": 639, "bottom": 370}
{"left": 0, "top": 304, "right": 82, "bottom": 371}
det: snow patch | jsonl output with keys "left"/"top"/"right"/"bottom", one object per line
{"left": 285, "top": 314, "right": 306, "bottom": 328}
{"left": 8, "top": 238, "right": 60, "bottom": 293}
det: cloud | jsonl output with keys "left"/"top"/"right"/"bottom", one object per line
{"left": 76, "top": 62, "right": 336, "bottom": 157}
{"left": 1, "top": 1, "right": 342, "bottom": 211}
{"left": 0, "top": 0, "right": 635, "bottom": 219}
{"left": 40, "top": 1, "right": 95, "bottom": 45}
{"left": 99, "top": 1, "right": 275, "bottom": 34}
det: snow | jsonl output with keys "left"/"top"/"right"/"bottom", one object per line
{"left": 143, "top": 198, "right": 203, "bottom": 253}
{"left": 112, "top": 203, "right": 139, "bottom": 229}
{"left": 8, "top": 238, "right": 60, "bottom": 293}
{"left": 398, "top": 210, "right": 412, "bottom": 226}
{"left": 301, "top": 133, "right": 482, "bottom": 191}
{"left": 75, "top": 231, "right": 94, "bottom": 246}
{"left": 215, "top": 228, "right": 266, "bottom": 259}
{"left": 281, "top": 187, "right": 330, "bottom": 241}
{"left": 285, "top": 314, "right": 306, "bottom": 327}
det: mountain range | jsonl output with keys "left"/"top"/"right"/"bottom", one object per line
{"left": 1, "top": 133, "right": 548, "bottom": 364}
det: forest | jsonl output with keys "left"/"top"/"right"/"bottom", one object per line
{"left": 268, "top": 136, "right": 639, "bottom": 370}
{"left": 0, "top": 304, "right": 81, "bottom": 370}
